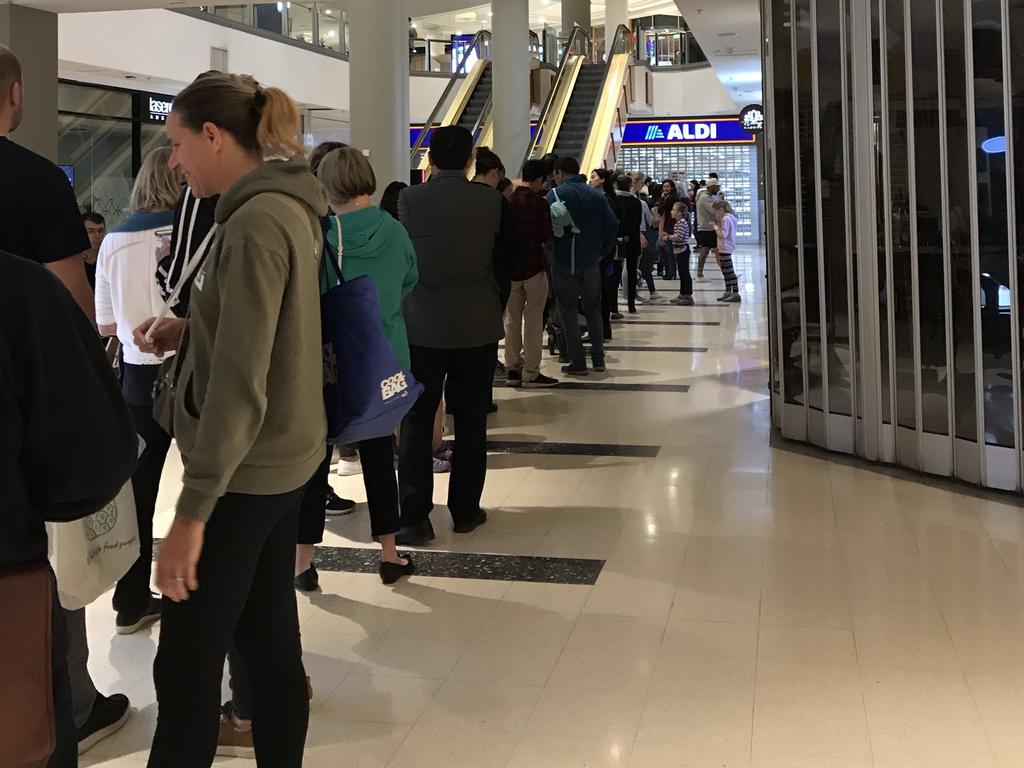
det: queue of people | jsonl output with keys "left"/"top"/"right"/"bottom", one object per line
{"left": 1, "top": 43, "right": 747, "bottom": 767}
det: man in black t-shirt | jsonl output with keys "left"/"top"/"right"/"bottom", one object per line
{"left": 0, "top": 45, "right": 94, "bottom": 324}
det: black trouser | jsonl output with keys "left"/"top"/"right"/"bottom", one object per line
{"left": 360, "top": 434, "right": 402, "bottom": 538}
{"left": 48, "top": 571, "right": 77, "bottom": 768}
{"left": 399, "top": 343, "right": 496, "bottom": 528}
{"left": 625, "top": 246, "right": 640, "bottom": 311}
{"left": 676, "top": 248, "right": 693, "bottom": 297}
{"left": 600, "top": 257, "right": 620, "bottom": 339}
{"left": 148, "top": 487, "right": 309, "bottom": 768}
{"left": 113, "top": 363, "right": 171, "bottom": 618}
{"left": 639, "top": 247, "right": 657, "bottom": 294}
{"left": 296, "top": 446, "right": 332, "bottom": 546}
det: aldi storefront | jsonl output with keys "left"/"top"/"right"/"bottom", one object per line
{"left": 618, "top": 115, "right": 761, "bottom": 244}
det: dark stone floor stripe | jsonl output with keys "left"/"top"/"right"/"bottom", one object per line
{"left": 553, "top": 381, "right": 690, "bottom": 392}
{"left": 313, "top": 546, "right": 605, "bottom": 585}
{"left": 485, "top": 440, "right": 661, "bottom": 457}
{"left": 500, "top": 344, "right": 708, "bottom": 353}
{"left": 603, "top": 345, "right": 708, "bottom": 353}
{"left": 616, "top": 320, "right": 720, "bottom": 326}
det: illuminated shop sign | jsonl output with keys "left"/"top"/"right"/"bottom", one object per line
{"left": 139, "top": 93, "right": 174, "bottom": 124}
{"left": 622, "top": 118, "right": 755, "bottom": 146}
{"left": 739, "top": 104, "right": 765, "bottom": 134}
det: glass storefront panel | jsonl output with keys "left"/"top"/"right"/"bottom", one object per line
{"left": 972, "top": 0, "right": 1014, "bottom": 447}
{"left": 910, "top": 0, "right": 949, "bottom": 435}
{"left": 774, "top": 0, "right": 802, "bottom": 407}
{"left": 212, "top": 4, "right": 249, "bottom": 24}
{"left": 885, "top": 0, "right": 916, "bottom": 432}
{"left": 316, "top": 2, "right": 342, "bottom": 52}
{"left": 796, "top": 0, "right": 823, "bottom": 413}
{"left": 818, "top": 0, "right": 852, "bottom": 416}
{"left": 946, "top": 0, "right": 979, "bottom": 444}
{"left": 287, "top": 1, "right": 315, "bottom": 46}
{"left": 253, "top": 3, "right": 283, "bottom": 34}
{"left": 58, "top": 113, "right": 133, "bottom": 227}
{"left": 1011, "top": 0, "right": 1024, "bottom": 456}
{"left": 873, "top": 0, "right": 890, "bottom": 423}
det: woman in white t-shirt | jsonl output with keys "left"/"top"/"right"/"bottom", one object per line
{"left": 95, "top": 146, "right": 182, "bottom": 635}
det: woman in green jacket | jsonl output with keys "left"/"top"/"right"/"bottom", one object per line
{"left": 317, "top": 147, "right": 419, "bottom": 584}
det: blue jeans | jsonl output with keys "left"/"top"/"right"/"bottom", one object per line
{"left": 552, "top": 261, "right": 604, "bottom": 364}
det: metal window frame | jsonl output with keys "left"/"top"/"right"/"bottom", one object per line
{"left": 810, "top": 0, "right": 832, "bottom": 447}
{"left": 877, "top": 0, "right": 898, "bottom": 456}
{"left": 791, "top": 0, "right": 810, "bottom": 440}
{"left": 935, "top": 0, "right": 956, "bottom": 453}
{"left": 963, "top": 0, "right": 987, "bottom": 475}
{"left": 1001, "top": 0, "right": 1023, "bottom": 491}
{"left": 840, "top": 0, "right": 858, "bottom": 432}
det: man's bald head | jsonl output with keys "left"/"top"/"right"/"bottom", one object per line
{"left": 0, "top": 45, "right": 23, "bottom": 134}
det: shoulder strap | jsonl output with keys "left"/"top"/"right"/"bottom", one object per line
{"left": 145, "top": 223, "right": 218, "bottom": 343}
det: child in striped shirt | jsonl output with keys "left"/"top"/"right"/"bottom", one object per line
{"left": 669, "top": 201, "right": 694, "bottom": 306}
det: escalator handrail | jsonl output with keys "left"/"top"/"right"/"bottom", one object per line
{"left": 521, "top": 23, "right": 593, "bottom": 167}
{"left": 410, "top": 29, "right": 492, "bottom": 164}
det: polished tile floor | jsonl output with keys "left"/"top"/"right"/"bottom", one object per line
{"left": 82, "top": 250, "right": 1024, "bottom": 767}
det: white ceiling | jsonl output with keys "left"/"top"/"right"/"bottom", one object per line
{"left": 672, "top": 0, "right": 762, "bottom": 105}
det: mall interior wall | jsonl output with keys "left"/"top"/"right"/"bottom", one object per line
{"left": 2, "top": 5, "right": 57, "bottom": 160}
{"left": 763, "top": 0, "right": 1024, "bottom": 493}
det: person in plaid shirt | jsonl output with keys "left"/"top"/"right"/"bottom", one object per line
{"left": 505, "top": 160, "right": 559, "bottom": 388}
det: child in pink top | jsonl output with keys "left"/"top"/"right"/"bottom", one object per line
{"left": 712, "top": 199, "right": 741, "bottom": 303}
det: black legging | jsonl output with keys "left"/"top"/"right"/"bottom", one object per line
{"left": 149, "top": 487, "right": 309, "bottom": 768}
{"left": 359, "top": 434, "right": 401, "bottom": 538}
{"left": 296, "top": 446, "right": 332, "bottom": 545}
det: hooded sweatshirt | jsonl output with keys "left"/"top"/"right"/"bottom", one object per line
{"left": 173, "top": 158, "right": 328, "bottom": 523}
{"left": 325, "top": 206, "right": 418, "bottom": 368}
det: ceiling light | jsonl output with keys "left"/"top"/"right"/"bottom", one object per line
{"left": 718, "top": 32, "right": 736, "bottom": 37}
{"left": 324, "top": 8, "right": 332, "bottom": 14}
{"left": 327, "top": 30, "right": 336, "bottom": 37}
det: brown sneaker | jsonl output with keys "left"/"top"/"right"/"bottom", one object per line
{"left": 216, "top": 704, "right": 254, "bottom": 759}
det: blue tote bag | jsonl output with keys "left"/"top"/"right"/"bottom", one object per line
{"left": 320, "top": 216, "right": 423, "bottom": 445}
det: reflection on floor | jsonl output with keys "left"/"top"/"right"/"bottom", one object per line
{"left": 83, "top": 251, "right": 1024, "bottom": 767}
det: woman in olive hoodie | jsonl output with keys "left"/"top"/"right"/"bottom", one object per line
{"left": 135, "top": 73, "right": 326, "bottom": 768}
{"left": 318, "top": 147, "right": 419, "bottom": 584}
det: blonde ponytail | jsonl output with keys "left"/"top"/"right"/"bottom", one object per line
{"left": 256, "top": 86, "right": 303, "bottom": 159}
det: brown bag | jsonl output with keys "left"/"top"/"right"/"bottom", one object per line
{"left": 0, "top": 560, "right": 55, "bottom": 768}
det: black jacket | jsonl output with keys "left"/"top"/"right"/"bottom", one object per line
{"left": 0, "top": 251, "right": 137, "bottom": 568}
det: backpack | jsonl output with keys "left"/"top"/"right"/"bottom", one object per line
{"left": 549, "top": 188, "right": 582, "bottom": 274}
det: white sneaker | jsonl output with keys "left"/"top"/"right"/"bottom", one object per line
{"left": 695, "top": 275, "right": 707, "bottom": 283}
{"left": 336, "top": 457, "right": 363, "bottom": 476}
{"left": 649, "top": 291, "right": 660, "bottom": 301}
{"left": 717, "top": 292, "right": 732, "bottom": 301}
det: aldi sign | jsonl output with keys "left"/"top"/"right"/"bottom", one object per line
{"left": 623, "top": 118, "right": 755, "bottom": 146}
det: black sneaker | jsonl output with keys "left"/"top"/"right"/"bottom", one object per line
{"left": 395, "top": 519, "right": 436, "bottom": 546}
{"left": 592, "top": 359, "right": 607, "bottom": 373}
{"left": 506, "top": 369, "right": 522, "bottom": 387}
{"left": 326, "top": 488, "right": 356, "bottom": 516}
{"left": 493, "top": 361, "right": 507, "bottom": 381}
{"left": 77, "top": 693, "right": 130, "bottom": 755}
{"left": 453, "top": 510, "right": 488, "bottom": 534}
{"left": 561, "top": 361, "right": 589, "bottom": 376}
{"left": 522, "top": 373, "right": 560, "bottom": 389}
{"left": 115, "top": 595, "right": 161, "bottom": 636}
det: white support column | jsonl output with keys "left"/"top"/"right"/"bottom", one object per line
{"left": 561, "top": 0, "right": 591, "bottom": 34}
{"left": 492, "top": 0, "right": 530, "bottom": 172}
{"left": 349, "top": 0, "right": 409, "bottom": 199}
{"left": 605, "top": 0, "right": 629, "bottom": 57}
{"left": 0, "top": 5, "right": 57, "bottom": 161}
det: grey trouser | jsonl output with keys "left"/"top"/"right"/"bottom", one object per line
{"left": 552, "top": 262, "right": 604, "bottom": 364}
{"left": 64, "top": 606, "right": 99, "bottom": 728}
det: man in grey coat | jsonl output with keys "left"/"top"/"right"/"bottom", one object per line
{"left": 396, "top": 126, "right": 516, "bottom": 544}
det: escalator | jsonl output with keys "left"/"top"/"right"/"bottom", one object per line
{"left": 525, "top": 24, "right": 634, "bottom": 173}
{"left": 550, "top": 63, "right": 604, "bottom": 163}
{"left": 411, "top": 31, "right": 493, "bottom": 175}
{"left": 456, "top": 63, "right": 492, "bottom": 134}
